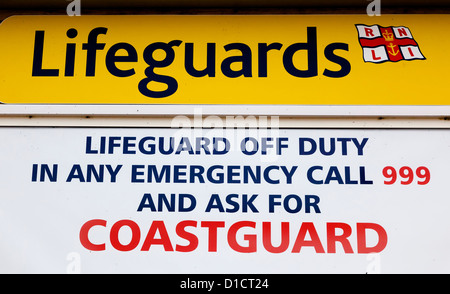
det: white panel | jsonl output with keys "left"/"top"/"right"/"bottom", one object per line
{"left": 0, "top": 127, "right": 448, "bottom": 273}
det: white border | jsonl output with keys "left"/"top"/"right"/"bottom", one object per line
{"left": 1, "top": 105, "right": 450, "bottom": 117}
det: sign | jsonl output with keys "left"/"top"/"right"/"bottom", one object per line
{"left": 0, "top": 126, "right": 449, "bottom": 273}
{"left": 0, "top": 15, "right": 449, "bottom": 104}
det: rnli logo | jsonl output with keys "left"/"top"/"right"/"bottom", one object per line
{"left": 355, "top": 24, "right": 425, "bottom": 63}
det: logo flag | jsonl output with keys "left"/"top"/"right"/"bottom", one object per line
{"left": 356, "top": 24, "right": 425, "bottom": 63}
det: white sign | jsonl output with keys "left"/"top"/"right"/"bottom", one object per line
{"left": 0, "top": 127, "right": 448, "bottom": 273}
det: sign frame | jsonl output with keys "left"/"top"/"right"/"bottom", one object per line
{"left": 0, "top": 104, "right": 450, "bottom": 128}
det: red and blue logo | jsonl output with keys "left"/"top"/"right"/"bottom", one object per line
{"left": 356, "top": 24, "right": 425, "bottom": 63}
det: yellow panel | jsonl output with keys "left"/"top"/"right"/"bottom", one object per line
{"left": 0, "top": 15, "right": 447, "bottom": 105}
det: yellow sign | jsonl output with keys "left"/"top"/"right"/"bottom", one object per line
{"left": 0, "top": 15, "right": 448, "bottom": 105}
